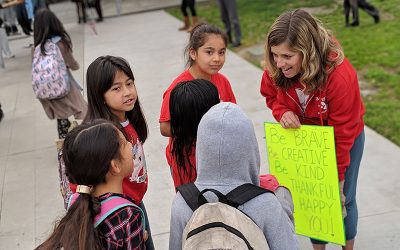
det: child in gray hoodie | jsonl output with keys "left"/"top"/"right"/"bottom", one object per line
{"left": 169, "top": 102, "right": 299, "bottom": 249}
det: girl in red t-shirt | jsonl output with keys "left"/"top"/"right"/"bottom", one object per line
{"left": 169, "top": 79, "right": 220, "bottom": 189}
{"left": 159, "top": 23, "right": 236, "bottom": 137}
{"left": 160, "top": 24, "right": 236, "bottom": 190}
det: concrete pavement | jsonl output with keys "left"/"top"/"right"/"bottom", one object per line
{"left": 0, "top": 0, "right": 399, "bottom": 249}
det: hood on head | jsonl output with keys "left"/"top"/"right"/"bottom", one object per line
{"left": 195, "top": 102, "right": 260, "bottom": 189}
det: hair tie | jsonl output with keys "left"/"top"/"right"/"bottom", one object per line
{"left": 76, "top": 185, "right": 92, "bottom": 194}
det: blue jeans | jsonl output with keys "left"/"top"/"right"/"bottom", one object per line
{"left": 311, "top": 130, "right": 365, "bottom": 244}
{"left": 139, "top": 201, "right": 155, "bottom": 250}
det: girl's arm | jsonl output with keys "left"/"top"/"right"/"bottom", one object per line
{"left": 160, "top": 121, "right": 171, "bottom": 137}
{"left": 159, "top": 88, "right": 172, "bottom": 137}
{"left": 0, "top": 0, "right": 24, "bottom": 8}
{"left": 57, "top": 41, "right": 79, "bottom": 71}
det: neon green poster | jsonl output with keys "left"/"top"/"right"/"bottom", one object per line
{"left": 264, "top": 123, "right": 345, "bottom": 246}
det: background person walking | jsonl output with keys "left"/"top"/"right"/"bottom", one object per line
{"left": 0, "top": 17, "right": 15, "bottom": 68}
{"left": 33, "top": 9, "right": 87, "bottom": 139}
{"left": 217, "top": 0, "right": 241, "bottom": 47}
{"left": 178, "top": 0, "right": 198, "bottom": 31}
{"left": 344, "top": 0, "right": 380, "bottom": 27}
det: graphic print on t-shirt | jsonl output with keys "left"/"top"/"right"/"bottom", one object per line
{"left": 316, "top": 96, "right": 328, "bottom": 114}
{"left": 130, "top": 138, "right": 147, "bottom": 183}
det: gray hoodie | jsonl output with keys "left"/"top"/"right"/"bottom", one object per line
{"left": 169, "top": 102, "right": 299, "bottom": 250}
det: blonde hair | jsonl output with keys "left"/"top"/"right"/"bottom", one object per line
{"left": 264, "top": 9, "right": 344, "bottom": 91}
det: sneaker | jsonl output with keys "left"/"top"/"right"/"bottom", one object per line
{"left": 373, "top": 15, "right": 380, "bottom": 24}
{"left": 350, "top": 21, "right": 359, "bottom": 27}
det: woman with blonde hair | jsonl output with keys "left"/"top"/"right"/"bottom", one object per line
{"left": 260, "top": 9, "right": 365, "bottom": 250}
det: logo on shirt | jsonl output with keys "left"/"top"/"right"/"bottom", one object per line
{"left": 129, "top": 139, "right": 147, "bottom": 183}
{"left": 316, "top": 96, "right": 328, "bottom": 114}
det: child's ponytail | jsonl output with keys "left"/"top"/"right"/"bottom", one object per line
{"left": 36, "top": 194, "right": 102, "bottom": 250}
{"left": 36, "top": 120, "right": 123, "bottom": 250}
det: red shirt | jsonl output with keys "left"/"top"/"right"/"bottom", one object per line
{"left": 260, "top": 58, "right": 365, "bottom": 180}
{"left": 70, "top": 121, "right": 148, "bottom": 204}
{"left": 121, "top": 121, "right": 148, "bottom": 204}
{"left": 166, "top": 143, "right": 196, "bottom": 189}
{"left": 159, "top": 70, "right": 237, "bottom": 122}
{"left": 160, "top": 70, "right": 236, "bottom": 189}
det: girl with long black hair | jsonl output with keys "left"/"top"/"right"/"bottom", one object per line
{"left": 33, "top": 9, "right": 87, "bottom": 139}
{"left": 82, "top": 55, "right": 154, "bottom": 249}
{"left": 169, "top": 79, "right": 220, "bottom": 189}
{"left": 36, "top": 119, "right": 146, "bottom": 249}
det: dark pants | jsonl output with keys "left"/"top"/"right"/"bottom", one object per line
{"left": 15, "top": 4, "right": 32, "bottom": 35}
{"left": 94, "top": 0, "right": 103, "bottom": 20}
{"left": 344, "top": 0, "right": 379, "bottom": 25}
{"left": 358, "top": 0, "right": 379, "bottom": 17}
{"left": 181, "top": 0, "right": 196, "bottom": 17}
{"left": 73, "top": 0, "right": 86, "bottom": 23}
{"left": 217, "top": 0, "right": 241, "bottom": 44}
{"left": 79, "top": 0, "right": 103, "bottom": 22}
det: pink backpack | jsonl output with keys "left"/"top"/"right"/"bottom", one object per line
{"left": 57, "top": 150, "right": 73, "bottom": 209}
{"left": 32, "top": 37, "right": 70, "bottom": 100}
{"left": 68, "top": 193, "right": 146, "bottom": 229}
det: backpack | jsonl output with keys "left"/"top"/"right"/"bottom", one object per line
{"left": 32, "top": 37, "right": 70, "bottom": 100}
{"left": 68, "top": 193, "right": 146, "bottom": 229}
{"left": 58, "top": 149, "right": 73, "bottom": 209}
{"left": 177, "top": 183, "right": 272, "bottom": 250}
{"left": 55, "top": 121, "right": 78, "bottom": 209}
